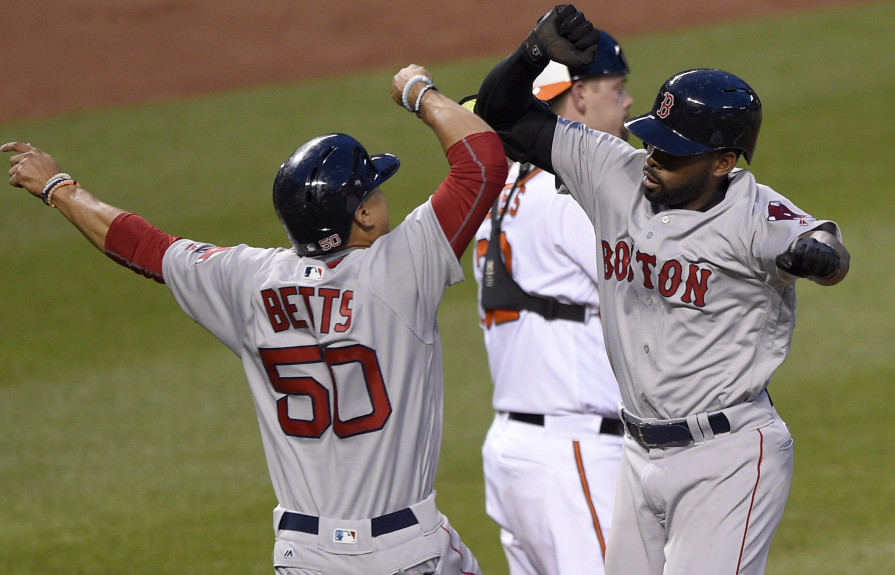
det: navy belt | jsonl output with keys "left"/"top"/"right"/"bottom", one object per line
{"left": 278, "top": 507, "right": 418, "bottom": 538}
{"left": 507, "top": 412, "right": 625, "bottom": 436}
{"left": 621, "top": 411, "right": 731, "bottom": 449}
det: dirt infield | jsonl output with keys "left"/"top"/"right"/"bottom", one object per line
{"left": 0, "top": 0, "right": 868, "bottom": 123}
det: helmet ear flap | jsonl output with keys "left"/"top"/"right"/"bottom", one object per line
{"left": 272, "top": 134, "right": 400, "bottom": 256}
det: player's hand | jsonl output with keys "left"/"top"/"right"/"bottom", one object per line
{"left": 522, "top": 4, "right": 599, "bottom": 68}
{"left": 775, "top": 237, "right": 840, "bottom": 279}
{"left": 2, "top": 141, "right": 64, "bottom": 199}
{"left": 392, "top": 64, "right": 434, "bottom": 108}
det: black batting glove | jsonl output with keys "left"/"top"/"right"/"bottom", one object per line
{"left": 775, "top": 237, "right": 840, "bottom": 279}
{"left": 521, "top": 5, "right": 599, "bottom": 68}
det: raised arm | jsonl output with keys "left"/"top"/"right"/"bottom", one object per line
{"left": 391, "top": 65, "right": 509, "bottom": 258}
{"left": 476, "top": 4, "right": 599, "bottom": 171}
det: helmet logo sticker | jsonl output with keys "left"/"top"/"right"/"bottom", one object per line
{"left": 656, "top": 92, "right": 674, "bottom": 118}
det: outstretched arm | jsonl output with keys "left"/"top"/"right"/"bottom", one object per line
{"left": 2, "top": 142, "right": 123, "bottom": 250}
{"left": 3, "top": 142, "right": 179, "bottom": 282}
{"left": 476, "top": 4, "right": 599, "bottom": 171}
{"left": 776, "top": 225, "right": 850, "bottom": 286}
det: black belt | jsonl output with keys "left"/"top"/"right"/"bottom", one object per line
{"left": 507, "top": 412, "right": 625, "bottom": 436}
{"left": 621, "top": 411, "right": 731, "bottom": 449}
{"left": 279, "top": 507, "right": 418, "bottom": 538}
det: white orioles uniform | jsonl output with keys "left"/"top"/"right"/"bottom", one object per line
{"left": 472, "top": 161, "right": 622, "bottom": 575}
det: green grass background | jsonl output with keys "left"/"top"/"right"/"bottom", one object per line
{"left": 2, "top": 2, "right": 894, "bottom": 573}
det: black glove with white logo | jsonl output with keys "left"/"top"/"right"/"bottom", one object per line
{"left": 521, "top": 5, "right": 599, "bottom": 68}
{"left": 775, "top": 237, "right": 840, "bottom": 279}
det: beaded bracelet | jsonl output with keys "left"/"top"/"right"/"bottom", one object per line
{"left": 40, "top": 173, "right": 72, "bottom": 206}
{"left": 45, "top": 179, "right": 77, "bottom": 208}
{"left": 414, "top": 83, "right": 437, "bottom": 118}
{"left": 401, "top": 75, "right": 433, "bottom": 113}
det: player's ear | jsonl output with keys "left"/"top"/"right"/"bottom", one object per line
{"left": 712, "top": 150, "right": 739, "bottom": 177}
{"left": 354, "top": 201, "right": 374, "bottom": 229}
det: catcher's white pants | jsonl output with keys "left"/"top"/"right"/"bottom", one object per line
{"left": 483, "top": 411, "right": 623, "bottom": 575}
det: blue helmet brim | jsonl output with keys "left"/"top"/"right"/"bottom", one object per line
{"left": 371, "top": 154, "right": 400, "bottom": 188}
{"left": 625, "top": 113, "right": 714, "bottom": 157}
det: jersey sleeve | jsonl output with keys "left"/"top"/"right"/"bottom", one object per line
{"left": 103, "top": 212, "right": 180, "bottom": 283}
{"left": 430, "top": 131, "right": 509, "bottom": 258}
{"left": 162, "top": 239, "right": 272, "bottom": 353}
{"left": 749, "top": 184, "right": 842, "bottom": 288}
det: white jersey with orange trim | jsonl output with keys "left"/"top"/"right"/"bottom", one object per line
{"left": 473, "top": 162, "right": 621, "bottom": 417}
{"left": 472, "top": 161, "right": 622, "bottom": 575}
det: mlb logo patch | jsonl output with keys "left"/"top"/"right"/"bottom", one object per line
{"left": 303, "top": 265, "right": 325, "bottom": 281}
{"left": 333, "top": 528, "right": 358, "bottom": 544}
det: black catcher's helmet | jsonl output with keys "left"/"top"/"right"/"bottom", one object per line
{"left": 625, "top": 68, "right": 762, "bottom": 163}
{"left": 273, "top": 133, "right": 399, "bottom": 256}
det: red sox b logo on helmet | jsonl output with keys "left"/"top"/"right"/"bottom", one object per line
{"left": 656, "top": 92, "right": 674, "bottom": 118}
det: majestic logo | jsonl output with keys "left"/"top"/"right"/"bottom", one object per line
{"left": 333, "top": 528, "right": 358, "bottom": 544}
{"left": 656, "top": 92, "right": 675, "bottom": 118}
{"left": 767, "top": 201, "right": 811, "bottom": 226}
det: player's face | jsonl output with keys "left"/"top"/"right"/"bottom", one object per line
{"left": 640, "top": 146, "right": 718, "bottom": 209}
{"left": 578, "top": 74, "right": 633, "bottom": 141}
{"left": 361, "top": 188, "right": 389, "bottom": 233}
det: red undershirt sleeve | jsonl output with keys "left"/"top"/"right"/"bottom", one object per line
{"left": 430, "top": 131, "right": 508, "bottom": 259}
{"left": 103, "top": 212, "right": 180, "bottom": 283}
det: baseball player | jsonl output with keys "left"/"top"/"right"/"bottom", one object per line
{"left": 470, "top": 33, "right": 632, "bottom": 575}
{"left": 3, "top": 64, "right": 508, "bottom": 575}
{"left": 475, "top": 5, "right": 850, "bottom": 575}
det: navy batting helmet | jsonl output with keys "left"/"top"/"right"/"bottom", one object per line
{"left": 625, "top": 68, "right": 762, "bottom": 163}
{"left": 273, "top": 133, "right": 399, "bottom": 256}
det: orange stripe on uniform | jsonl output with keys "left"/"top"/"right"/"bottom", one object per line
{"left": 573, "top": 440, "right": 607, "bottom": 557}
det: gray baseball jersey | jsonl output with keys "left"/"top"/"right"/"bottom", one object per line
{"left": 162, "top": 200, "right": 461, "bottom": 519}
{"left": 550, "top": 119, "right": 842, "bottom": 420}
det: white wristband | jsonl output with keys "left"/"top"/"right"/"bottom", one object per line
{"left": 402, "top": 75, "right": 433, "bottom": 112}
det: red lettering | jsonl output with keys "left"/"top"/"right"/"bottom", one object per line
{"left": 318, "top": 288, "right": 340, "bottom": 334}
{"left": 658, "top": 260, "right": 683, "bottom": 297}
{"left": 635, "top": 252, "right": 657, "bottom": 289}
{"left": 681, "top": 265, "right": 712, "bottom": 307}
{"left": 601, "top": 240, "right": 613, "bottom": 280}
{"left": 279, "top": 286, "right": 309, "bottom": 329}
{"left": 299, "top": 286, "right": 316, "bottom": 328}
{"left": 335, "top": 291, "right": 353, "bottom": 332}
{"left": 261, "top": 288, "right": 290, "bottom": 332}
{"left": 614, "top": 241, "right": 632, "bottom": 282}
